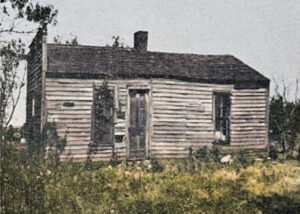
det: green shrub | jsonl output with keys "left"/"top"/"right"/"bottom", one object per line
{"left": 194, "top": 146, "right": 220, "bottom": 163}
{"left": 194, "top": 146, "right": 209, "bottom": 162}
{"left": 149, "top": 159, "right": 164, "bottom": 173}
{"left": 269, "top": 146, "right": 278, "bottom": 160}
{"left": 232, "top": 152, "right": 251, "bottom": 167}
{"left": 208, "top": 146, "right": 220, "bottom": 162}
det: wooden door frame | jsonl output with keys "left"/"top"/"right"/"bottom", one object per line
{"left": 126, "top": 85, "right": 151, "bottom": 159}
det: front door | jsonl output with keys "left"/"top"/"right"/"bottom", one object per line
{"left": 128, "top": 89, "right": 149, "bottom": 159}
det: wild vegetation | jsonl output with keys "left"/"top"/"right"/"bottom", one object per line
{"left": 269, "top": 94, "right": 300, "bottom": 157}
{"left": 1, "top": 140, "right": 300, "bottom": 214}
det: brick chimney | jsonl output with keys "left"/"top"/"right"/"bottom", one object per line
{"left": 134, "top": 31, "right": 148, "bottom": 51}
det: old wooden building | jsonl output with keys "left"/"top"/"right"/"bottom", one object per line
{"left": 26, "top": 29, "right": 270, "bottom": 160}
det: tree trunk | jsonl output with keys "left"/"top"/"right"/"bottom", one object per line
{"left": 281, "top": 133, "right": 287, "bottom": 153}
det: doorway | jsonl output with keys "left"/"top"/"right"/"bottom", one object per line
{"left": 128, "top": 89, "right": 149, "bottom": 159}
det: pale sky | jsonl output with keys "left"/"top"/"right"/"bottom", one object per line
{"left": 11, "top": 0, "right": 300, "bottom": 126}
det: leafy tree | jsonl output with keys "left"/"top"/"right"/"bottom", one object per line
{"left": 112, "top": 36, "right": 123, "bottom": 48}
{"left": 0, "top": 2, "right": 58, "bottom": 211}
{"left": 53, "top": 34, "right": 79, "bottom": 46}
{"left": 4, "top": 124, "right": 21, "bottom": 142}
{"left": 0, "top": 0, "right": 57, "bottom": 140}
{"left": 107, "top": 35, "right": 128, "bottom": 48}
{"left": 269, "top": 80, "right": 300, "bottom": 154}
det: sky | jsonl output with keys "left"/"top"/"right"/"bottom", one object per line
{"left": 10, "top": 0, "right": 300, "bottom": 126}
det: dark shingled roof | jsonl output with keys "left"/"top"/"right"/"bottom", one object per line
{"left": 46, "top": 44, "right": 269, "bottom": 89}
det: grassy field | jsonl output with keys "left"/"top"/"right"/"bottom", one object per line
{"left": 45, "top": 160, "right": 300, "bottom": 214}
{"left": 2, "top": 149, "right": 300, "bottom": 214}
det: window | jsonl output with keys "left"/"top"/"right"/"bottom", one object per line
{"left": 92, "top": 85, "right": 114, "bottom": 146}
{"left": 32, "top": 98, "right": 35, "bottom": 116}
{"left": 63, "top": 102, "right": 75, "bottom": 107}
{"left": 214, "top": 92, "right": 231, "bottom": 143}
{"left": 115, "top": 135, "right": 124, "bottom": 143}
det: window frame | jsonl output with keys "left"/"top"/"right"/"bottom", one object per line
{"left": 213, "top": 91, "right": 231, "bottom": 144}
{"left": 91, "top": 84, "right": 115, "bottom": 147}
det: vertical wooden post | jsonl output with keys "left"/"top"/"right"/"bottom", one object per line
{"left": 112, "top": 85, "right": 116, "bottom": 160}
{"left": 125, "top": 87, "right": 130, "bottom": 158}
{"left": 148, "top": 79, "right": 153, "bottom": 159}
{"left": 91, "top": 82, "right": 96, "bottom": 145}
{"left": 40, "top": 28, "right": 47, "bottom": 131}
{"left": 266, "top": 86, "right": 270, "bottom": 154}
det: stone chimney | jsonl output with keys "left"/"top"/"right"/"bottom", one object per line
{"left": 134, "top": 31, "right": 148, "bottom": 51}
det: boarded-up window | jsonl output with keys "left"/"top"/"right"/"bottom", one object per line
{"left": 214, "top": 92, "right": 231, "bottom": 142}
{"left": 92, "top": 84, "right": 114, "bottom": 147}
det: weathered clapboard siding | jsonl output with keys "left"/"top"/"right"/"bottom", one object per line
{"left": 150, "top": 79, "right": 232, "bottom": 158}
{"left": 45, "top": 78, "right": 151, "bottom": 160}
{"left": 45, "top": 78, "right": 92, "bottom": 159}
{"left": 45, "top": 79, "right": 97, "bottom": 159}
{"left": 231, "top": 88, "right": 268, "bottom": 146}
{"left": 149, "top": 79, "right": 268, "bottom": 158}
{"left": 44, "top": 77, "right": 269, "bottom": 160}
{"left": 26, "top": 30, "right": 47, "bottom": 134}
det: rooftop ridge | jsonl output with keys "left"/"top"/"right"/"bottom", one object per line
{"left": 47, "top": 43, "right": 234, "bottom": 58}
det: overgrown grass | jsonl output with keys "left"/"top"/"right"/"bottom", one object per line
{"left": 2, "top": 144, "right": 300, "bottom": 214}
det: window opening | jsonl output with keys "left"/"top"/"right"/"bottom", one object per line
{"left": 214, "top": 92, "right": 231, "bottom": 143}
{"left": 63, "top": 102, "right": 75, "bottom": 107}
{"left": 32, "top": 98, "right": 35, "bottom": 116}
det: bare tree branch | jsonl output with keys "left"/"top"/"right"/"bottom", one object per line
{"left": 272, "top": 76, "right": 279, "bottom": 96}
{"left": 0, "top": 28, "right": 36, "bottom": 34}
{"left": 5, "top": 71, "right": 25, "bottom": 126}
{"left": 270, "top": 77, "right": 300, "bottom": 153}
